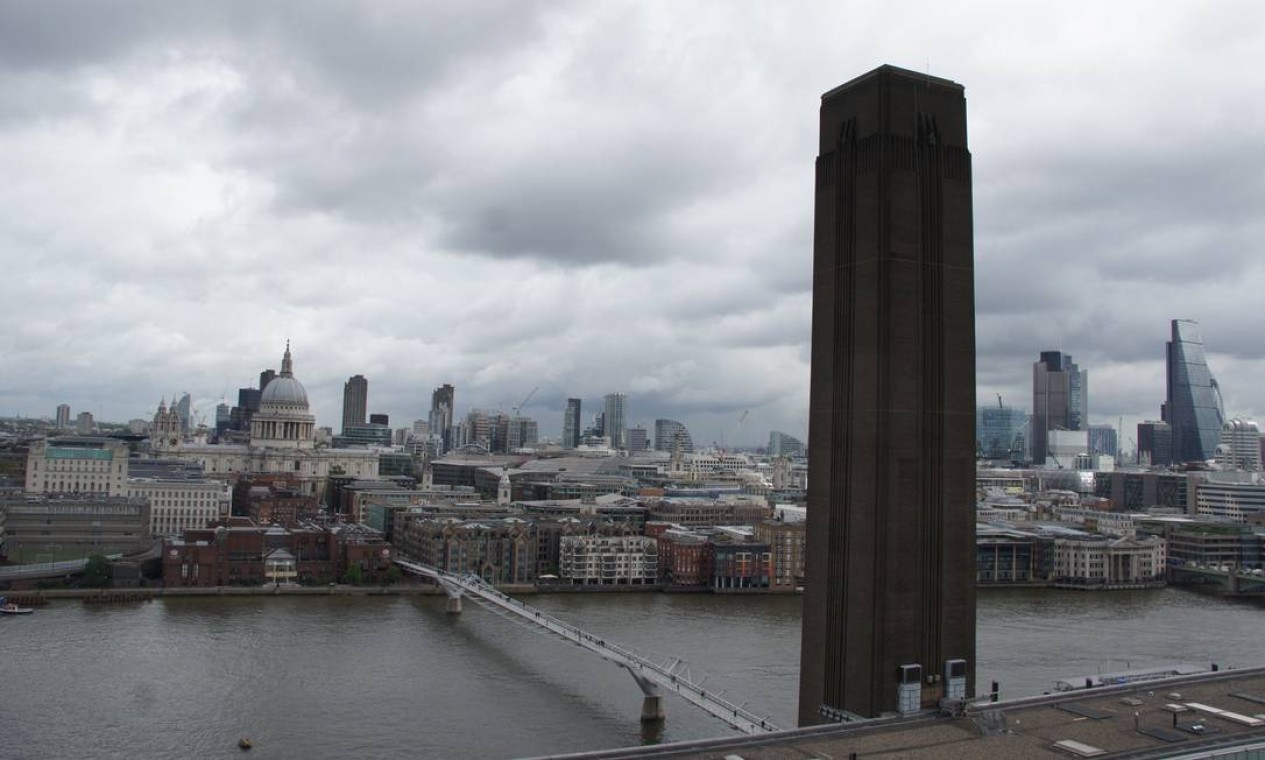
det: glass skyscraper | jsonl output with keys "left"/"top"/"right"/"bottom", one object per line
{"left": 562, "top": 398, "right": 581, "bottom": 449}
{"left": 654, "top": 419, "right": 693, "bottom": 453}
{"left": 603, "top": 392, "right": 627, "bottom": 450}
{"left": 1163, "top": 319, "right": 1224, "bottom": 463}
{"left": 977, "top": 406, "right": 1027, "bottom": 461}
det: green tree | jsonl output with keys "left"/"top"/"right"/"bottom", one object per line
{"left": 384, "top": 566, "right": 403, "bottom": 585}
{"left": 82, "top": 554, "right": 111, "bottom": 588}
{"left": 345, "top": 564, "right": 364, "bottom": 585}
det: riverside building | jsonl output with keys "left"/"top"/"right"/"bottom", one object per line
{"left": 25, "top": 436, "right": 129, "bottom": 496}
{"left": 0, "top": 494, "right": 150, "bottom": 562}
{"left": 557, "top": 535, "right": 658, "bottom": 586}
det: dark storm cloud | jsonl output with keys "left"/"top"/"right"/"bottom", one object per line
{"left": 5, "top": 2, "right": 1265, "bottom": 447}
{"left": 0, "top": 3, "right": 555, "bottom": 91}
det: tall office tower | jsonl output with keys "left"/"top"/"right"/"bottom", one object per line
{"left": 176, "top": 393, "right": 193, "bottom": 435}
{"left": 259, "top": 369, "right": 277, "bottom": 395}
{"left": 626, "top": 427, "right": 648, "bottom": 452}
{"left": 1087, "top": 423, "right": 1118, "bottom": 458}
{"left": 1031, "top": 351, "right": 1088, "bottom": 465}
{"left": 562, "top": 398, "right": 582, "bottom": 449}
{"left": 977, "top": 406, "right": 1028, "bottom": 461}
{"left": 799, "top": 66, "right": 976, "bottom": 724}
{"left": 1137, "top": 420, "right": 1173, "bottom": 466}
{"left": 55, "top": 404, "right": 71, "bottom": 430}
{"left": 75, "top": 411, "right": 95, "bottom": 435}
{"left": 232, "top": 387, "right": 263, "bottom": 432}
{"left": 1216, "top": 419, "right": 1261, "bottom": 471}
{"left": 431, "top": 384, "right": 455, "bottom": 453}
{"left": 342, "top": 375, "right": 368, "bottom": 434}
{"left": 768, "top": 430, "right": 805, "bottom": 457}
{"left": 1164, "top": 319, "right": 1224, "bottom": 464}
{"left": 215, "top": 402, "right": 231, "bottom": 438}
{"left": 490, "top": 413, "right": 511, "bottom": 453}
{"left": 465, "top": 409, "right": 493, "bottom": 450}
{"left": 604, "top": 393, "right": 627, "bottom": 449}
{"left": 654, "top": 419, "right": 694, "bottom": 453}
{"left": 507, "top": 417, "right": 539, "bottom": 450}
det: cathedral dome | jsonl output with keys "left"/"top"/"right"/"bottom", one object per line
{"left": 261, "top": 376, "right": 309, "bottom": 406}
{"left": 251, "top": 342, "right": 316, "bottom": 450}
{"left": 259, "top": 342, "right": 309, "bottom": 408}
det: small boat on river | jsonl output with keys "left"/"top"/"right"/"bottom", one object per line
{"left": 0, "top": 603, "right": 34, "bottom": 615}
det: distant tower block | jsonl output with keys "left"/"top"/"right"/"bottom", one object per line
{"left": 799, "top": 65, "right": 977, "bottom": 723}
{"left": 342, "top": 375, "right": 368, "bottom": 435}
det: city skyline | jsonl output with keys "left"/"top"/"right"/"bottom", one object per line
{"left": 3, "top": 4, "right": 1265, "bottom": 447}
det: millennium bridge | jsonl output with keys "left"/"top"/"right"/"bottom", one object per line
{"left": 393, "top": 558, "right": 779, "bottom": 734}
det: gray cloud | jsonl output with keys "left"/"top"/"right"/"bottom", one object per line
{"left": 3, "top": 2, "right": 1265, "bottom": 447}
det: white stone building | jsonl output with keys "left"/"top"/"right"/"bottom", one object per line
{"left": 1216, "top": 418, "right": 1261, "bottom": 471}
{"left": 127, "top": 477, "right": 232, "bottom": 537}
{"left": 1052, "top": 535, "right": 1166, "bottom": 587}
{"left": 1194, "top": 473, "right": 1265, "bottom": 522}
{"left": 25, "top": 437, "right": 129, "bottom": 496}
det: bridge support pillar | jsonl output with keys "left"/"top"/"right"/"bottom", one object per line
{"left": 625, "top": 665, "right": 665, "bottom": 724}
{"left": 641, "top": 695, "right": 665, "bottom": 723}
{"left": 436, "top": 578, "right": 464, "bottom": 614}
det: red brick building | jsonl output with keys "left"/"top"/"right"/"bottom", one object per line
{"left": 163, "top": 518, "right": 391, "bottom": 586}
{"left": 655, "top": 528, "right": 712, "bottom": 590}
{"left": 232, "top": 474, "right": 320, "bottom": 527}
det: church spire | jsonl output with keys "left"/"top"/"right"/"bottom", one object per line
{"left": 281, "top": 340, "right": 293, "bottom": 376}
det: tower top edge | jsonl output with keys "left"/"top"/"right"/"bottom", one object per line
{"left": 822, "top": 64, "right": 964, "bottom": 101}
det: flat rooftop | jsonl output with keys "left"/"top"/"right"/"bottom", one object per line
{"left": 534, "top": 666, "right": 1265, "bottom": 760}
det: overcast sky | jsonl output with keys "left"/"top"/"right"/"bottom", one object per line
{"left": 2, "top": 2, "right": 1263, "bottom": 449}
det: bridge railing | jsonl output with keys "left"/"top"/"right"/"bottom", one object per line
{"left": 0, "top": 553, "right": 124, "bottom": 581}
{"left": 394, "top": 559, "right": 778, "bottom": 733}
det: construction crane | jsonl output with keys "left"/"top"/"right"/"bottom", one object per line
{"left": 512, "top": 387, "right": 539, "bottom": 418}
{"left": 724, "top": 410, "right": 749, "bottom": 452}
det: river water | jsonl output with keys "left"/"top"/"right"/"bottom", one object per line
{"left": 2, "top": 587, "right": 1261, "bottom": 759}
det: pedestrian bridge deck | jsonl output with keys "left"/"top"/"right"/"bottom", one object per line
{"left": 393, "top": 558, "right": 777, "bottom": 734}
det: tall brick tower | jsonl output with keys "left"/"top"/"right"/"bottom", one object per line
{"left": 799, "top": 65, "right": 977, "bottom": 723}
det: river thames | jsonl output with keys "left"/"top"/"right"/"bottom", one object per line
{"left": 3, "top": 587, "right": 1261, "bottom": 759}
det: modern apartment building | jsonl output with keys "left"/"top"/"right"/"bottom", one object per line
{"left": 557, "top": 535, "right": 658, "bottom": 586}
